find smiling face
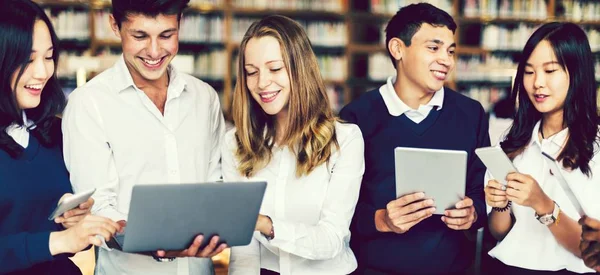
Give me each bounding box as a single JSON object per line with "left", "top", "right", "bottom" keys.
{"left": 110, "top": 13, "right": 179, "bottom": 85}
{"left": 11, "top": 20, "right": 55, "bottom": 110}
{"left": 396, "top": 24, "right": 456, "bottom": 94}
{"left": 243, "top": 36, "right": 291, "bottom": 118}
{"left": 523, "top": 40, "right": 570, "bottom": 117}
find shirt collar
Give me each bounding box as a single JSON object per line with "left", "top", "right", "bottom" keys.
{"left": 379, "top": 76, "right": 444, "bottom": 117}
{"left": 111, "top": 54, "right": 187, "bottom": 97}
{"left": 529, "top": 120, "right": 570, "bottom": 156}
{"left": 5, "top": 112, "right": 35, "bottom": 147}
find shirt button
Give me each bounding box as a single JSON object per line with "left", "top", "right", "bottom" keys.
{"left": 170, "top": 170, "right": 177, "bottom": 175}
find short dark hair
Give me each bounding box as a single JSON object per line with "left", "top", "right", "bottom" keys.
{"left": 0, "top": 0, "right": 65, "bottom": 158}
{"left": 501, "top": 22, "right": 599, "bottom": 176}
{"left": 385, "top": 3, "right": 457, "bottom": 68}
{"left": 111, "top": 0, "right": 190, "bottom": 28}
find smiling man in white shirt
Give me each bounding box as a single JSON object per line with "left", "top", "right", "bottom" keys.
{"left": 61, "top": 0, "right": 226, "bottom": 274}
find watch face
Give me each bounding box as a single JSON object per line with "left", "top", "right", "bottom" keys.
{"left": 539, "top": 215, "right": 555, "bottom": 225}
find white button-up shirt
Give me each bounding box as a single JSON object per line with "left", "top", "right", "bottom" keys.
{"left": 223, "top": 122, "right": 365, "bottom": 275}
{"left": 62, "top": 55, "right": 225, "bottom": 275}
{"left": 379, "top": 76, "right": 444, "bottom": 124}
{"left": 487, "top": 121, "right": 600, "bottom": 273}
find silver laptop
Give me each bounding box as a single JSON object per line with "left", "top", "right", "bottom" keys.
{"left": 108, "top": 181, "right": 266, "bottom": 252}
{"left": 394, "top": 147, "right": 467, "bottom": 215}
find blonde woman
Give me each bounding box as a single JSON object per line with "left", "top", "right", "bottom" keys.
{"left": 222, "top": 15, "right": 365, "bottom": 275}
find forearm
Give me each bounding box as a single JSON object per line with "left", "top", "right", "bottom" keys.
{"left": 548, "top": 211, "right": 583, "bottom": 257}
{"left": 488, "top": 210, "right": 513, "bottom": 241}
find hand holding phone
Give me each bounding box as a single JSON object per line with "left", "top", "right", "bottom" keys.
{"left": 48, "top": 188, "right": 96, "bottom": 221}
{"left": 475, "top": 146, "right": 517, "bottom": 185}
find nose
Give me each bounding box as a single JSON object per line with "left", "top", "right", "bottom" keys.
{"left": 437, "top": 51, "right": 452, "bottom": 67}
{"left": 533, "top": 71, "right": 545, "bottom": 89}
{"left": 146, "top": 38, "right": 160, "bottom": 58}
{"left": 257, "top": 71, "right": 272, "bottom": 90}
{"left": 32, "top": 59, "right": 49, "bottom": 81}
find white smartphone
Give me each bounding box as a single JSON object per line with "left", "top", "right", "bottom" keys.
{"left": 48, "top": 188, "right": 96, "bottom": 221}
{"left": 475, "top": 146, "right": 518, "bottom": 185}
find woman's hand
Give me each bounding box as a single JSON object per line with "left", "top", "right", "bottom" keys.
{"left": 485, "top": 179, "right": 509, "bottom": 208}
{"left": 505, "top": 172, "right": 554, "bottom": 214}
{"left": 54, "top": 193, "right": 94, "bottom": 229}
{"left": 49, "top": 215, "right": 120, "bottom": 255}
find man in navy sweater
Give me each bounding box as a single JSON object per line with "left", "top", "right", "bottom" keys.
{"left": 340, "top": 3, "right": 489, "bottom": 274}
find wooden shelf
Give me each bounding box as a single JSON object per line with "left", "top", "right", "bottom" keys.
{"left": 459, "top": 16, "right": 548, "bottom": 24}
{"left": 348, "top": 12, "right": 392, "bottom": 21}
{"left": 33, "top": 0, "right": 89, "bottom": 8}
{"left": 348, "top": 44, "right": 386, "bottom": 53}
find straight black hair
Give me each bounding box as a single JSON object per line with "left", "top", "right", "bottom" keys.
{"left": 111, "top": 0, "right": 190, "bottom": 28}
{"left": 0, "top": 0, "right": 65, "bottom": 158}
{"left": 501, "top": 22, "right": 599, "bottom": 176}
{"left": 385, "top": 3, "right": 457, "bottom": 68}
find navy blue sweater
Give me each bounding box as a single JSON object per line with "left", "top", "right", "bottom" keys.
{"left": 0, "top": 126, "right": 79, "bottom": 275}
{"left": 340, "top": 88, "right": 489, "bottom": 274}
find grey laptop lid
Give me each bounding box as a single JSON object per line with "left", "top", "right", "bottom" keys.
{"left": 120, "top": 181, "right": 266, "bottom": 253}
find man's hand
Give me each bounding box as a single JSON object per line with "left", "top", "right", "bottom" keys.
{"left": 579, "top": 216, "right": 600, "bottom": 272}
{"left": 155, "top": 235, "right": 227, "bottom": 258}
{"left": 442, "top": 196, "right": 477, "bottom": 230}
{"left": 54, "top": 194, "right": 94, "bottom": 229}
{"left": 375, "top": 192, "right": 435, "bottom": 234}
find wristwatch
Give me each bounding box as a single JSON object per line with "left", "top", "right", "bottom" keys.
{"left": 152, "top": 254, "right": 176, "bottom": 262}
{"left": 535, "top": 201, "right": 560, "bottom": 226}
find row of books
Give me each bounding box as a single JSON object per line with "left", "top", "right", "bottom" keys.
{"left": 371, "top": 0, "right": 453, "bottom": 15}
{"left": 44, "top": 9, "right": 89, "bottom": 40}
{"left": 455, "top": 55, "right": 516, "bottom": 83}
{"left": 180, "top": 15, "right": 225, "bottom": 43}
{"left": 231, "top": 0, "right": 344, "bottom": 12}
{"left": 368, "top": 52, "right": 396, "bottom": 81}
{"left": 231, "top": 19, "right": 347, "bottom": 46}
{"left": 557, "top": 0, "right": 600, "bottom": 22}
{"left": 460, "top": 86, "right": 509, "bottom": 112}
{"left": 463, "top": 0, "right": 548, "bottom": 19}
{"left": 481, "top": 24, "right": 600, "bottom": 52}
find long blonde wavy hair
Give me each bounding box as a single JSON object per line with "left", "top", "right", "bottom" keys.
{"left": 232, "top": 15, "right": 339, "bottom": 178}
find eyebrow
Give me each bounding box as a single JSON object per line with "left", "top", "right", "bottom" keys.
{"left": 525, "top": 61, "right": 560, "bottom": 66}
{"left": 129, "top": 28, "right": 177, "bottom": 35}
{"left": 426, "top": 39, "right": 456, "bottom": 48}
{"left": 31, "top": 46, "right": 54, "bottom": 53}
{"left": 244, "top": 60, "right": 283, "bottom": 67}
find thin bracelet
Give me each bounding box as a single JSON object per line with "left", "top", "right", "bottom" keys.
{"left": 492, "top": 201, "right": 511, "bottom": 212}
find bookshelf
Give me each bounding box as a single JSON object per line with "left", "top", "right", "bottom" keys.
{"left": 35, "top": 0, "right": 600, "bottom": 117}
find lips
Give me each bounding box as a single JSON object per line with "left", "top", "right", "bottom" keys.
{"left": 534, "top": 94, "right": 549, "bottom": 102}
{"left": 24, "top": 83, "right": 43, "bottom": 95}
{"left": 431, "top": 70, "right": 447, "bottom": 80}
{"left": 259, "top": 90, "right": 280, "bottom": 103}
{"left": 139, "top": 56, "right": 166, "bottom": 69}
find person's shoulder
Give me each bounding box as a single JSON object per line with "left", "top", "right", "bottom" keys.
{"left": 179, "top": 73, "right": 221, "bottom": 104}
{"left": 342, "top": 88, "right": 383, "bottom": 113}
{"left": 334, "top": 120, "right": 364, "bottom": 144}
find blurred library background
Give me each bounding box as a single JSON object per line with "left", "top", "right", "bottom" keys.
{"left": 32, "top": 0, "right": 600, "bottom": 274}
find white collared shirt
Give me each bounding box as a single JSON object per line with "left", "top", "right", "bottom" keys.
{"left": 379, "top": 76, "right": 444, "bottom": 124}
{"left": 487, "top": 121, "right": 600, "bottom": 273}
{"left": 223, "top": 122, "right": 365, "bottom": 275}
{"left": 62, "top": 55, "right": 225, "bottom": 275}
{"left": 5, "top": 112, "right": 34, "bottom": 148}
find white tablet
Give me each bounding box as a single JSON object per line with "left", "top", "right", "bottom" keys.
{"left": 113, "top": 181, "right": 266, "bottom": 253}
{"left": 394, "top": 147, "right": 467, "bottom": 215}
{"left": 48, "top": 188, "right": 96, "bottom": 220}
{"left": 475, "top": 146, "right": 518, "bottom": 185}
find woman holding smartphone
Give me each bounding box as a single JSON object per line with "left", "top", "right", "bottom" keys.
{"left": 0, "top": 1, "right": 121, "bottom": 274}
{"left": 484, "top": 22, "right": 600, "bottom": 274}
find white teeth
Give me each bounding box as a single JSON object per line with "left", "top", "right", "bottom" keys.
{"left": 432, "top": 71, "right": 446, "bottom": 78}
{"left": 25, "top": 84, "right": 42, "bottom": 90}
{"left": 260, "top": 91, "right": 279, "bottom": 99}
{"left": 143, "top": 58, "right": 161, "bottom": 65}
